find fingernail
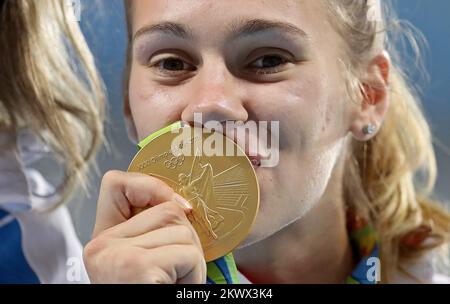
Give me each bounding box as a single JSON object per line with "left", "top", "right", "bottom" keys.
{"left": 173, "top": 193, "right": 193, "bottom": 211}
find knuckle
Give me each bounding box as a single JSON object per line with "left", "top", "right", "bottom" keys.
{"left": 150, "top": 176, "right": 169, "bottom": 189}
{"left": 145, "top": 268, "right": 173, "bottom": 284}
{"left": 183, "top": 245, "right": 205, "bottom": 265}
{"left": 83, "top": 236, "right": 113, "bottom": 274}
{"left": 161, "top": 201, "right": 186, "bottom": 222}
{"left": 96, "top": 226, "right": 117, "bottom": 239}
{"left": 196, "top": 248, "right": 206, "bottom": 264}
{"left": 174, "top": 225, "right": 194, "bottom": 243}
{"left": 83, "top": 235, "right": 108, "bottom": 261}
{"left": 82, "top": 244, "right": 95, "bottom": 267}
{"left": 102, "top": 170, "right": 123, "bottom": 187}
{"left": 144, "top": 177, "right": 173, "bottom": 199}
{"left": 123, "top": 187, "right": 140, "bottom": 206}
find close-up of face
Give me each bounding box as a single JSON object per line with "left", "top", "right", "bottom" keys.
{"left": 2, "top": 0, "right": 450, "bottom": 287}
{"left": 126, "top": 0, "right": 386, "bottom": 247}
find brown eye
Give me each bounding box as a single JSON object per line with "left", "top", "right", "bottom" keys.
{"left": 148, "top": 55, "right": 197, "bottom": 78}
{"left": 150, "top": 56, "right": 196, "bottom": 77}
{"left": 160, "top": 58, "right": 185, "bottom": 71}
{"left": 253, "top": 55, "right": 286, "bottom": 68}
{"left": 247, "top": 54, "right": 290, "bottom": 75}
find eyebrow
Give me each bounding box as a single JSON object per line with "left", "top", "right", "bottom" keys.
{"left": 133, "top": 18, "right": 308, "bottom": 43}
{"left": 228, "top": 18, "right": 308, "bottom": 40}
{"left": 134, "top": 21, "right": 194, "bottom": 42}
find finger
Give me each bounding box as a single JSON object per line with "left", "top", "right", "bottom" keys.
{"left": 130, "top": 193, "right": 192, "bottom": 217}
{"left": 143, "top": 244, "right": 206, "bottom": 284}
{"left": 177, "top": 259, "right": 207, "bottom": 284}
{"left": 93, "top": 171, "right": 182, "bottom": 237}
{"left": 125, "top": 223, "right": 202, "bottom": 250}
{"left": 105, "top": 200, "right": 194, "bottom": 238}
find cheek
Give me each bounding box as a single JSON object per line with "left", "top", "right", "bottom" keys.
{"left": 242, "top": 73, "right": 329, "bottom": 154}
{"left": 279, "top": 73, "right": 332, "bottom": 151}
{"left": 128, "top": 69, "right": 181, "bottom": 139}
{"left": 263, "top": 68, "right": 348, "bottom": 214}
{"left": 277, "top": 71, "right": 347, "bottom": 180}
{"left": 280, "top": 62, "right": 349, "bottom": 154}
{"left": 272, "top": 134, "right": 345, "bottom": 223}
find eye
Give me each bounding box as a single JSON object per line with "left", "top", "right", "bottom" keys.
{"left": 149, "top": 56, "right": 196, "bottom": 76}
{"left": 247, "top": 54, "right": 290, "bottom": 75}
{"left": 160, "top": 58, "right": 185, "bottom": 71}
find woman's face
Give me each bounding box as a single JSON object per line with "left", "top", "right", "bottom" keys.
{"left": 127, "top": 0, "right": 358, "bottom": 246}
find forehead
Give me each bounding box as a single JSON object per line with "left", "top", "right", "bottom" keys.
{"left": 130, "top": 0, "right": 326, "bottom": 37}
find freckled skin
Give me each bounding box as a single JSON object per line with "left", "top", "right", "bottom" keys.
{"left": 127, "top": 0, "right": 361, "bottom": 248}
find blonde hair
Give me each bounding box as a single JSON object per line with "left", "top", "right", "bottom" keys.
{"left": 0, "top": 0, "right": 105, "bottom": 206}
{"left": 322, "top": 0, "right": 450, "bottom": 282}
{"left": 122, "top": 0, "right": 450, "bottom": 282}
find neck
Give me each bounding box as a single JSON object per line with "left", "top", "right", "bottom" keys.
{"left": 234, "top": 152, "right": 354, "bottom": 283}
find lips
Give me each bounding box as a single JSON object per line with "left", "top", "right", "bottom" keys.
{"left": 212, "top": 124, "right": 267, "bottom": 170}
{"left": 246, "top": 151, "right": 262, "bottom": 169}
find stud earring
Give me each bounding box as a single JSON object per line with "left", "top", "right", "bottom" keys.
{"left": 362, "top": 123, "right": 377, "bottom": 135}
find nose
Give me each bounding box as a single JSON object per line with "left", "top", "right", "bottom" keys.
{"left": 181, "top": 62, "right": 248, "bottom": 125}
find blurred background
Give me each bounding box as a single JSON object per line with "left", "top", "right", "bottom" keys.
{"left": 70, "top": 0, "right": 450, "bottom": 244}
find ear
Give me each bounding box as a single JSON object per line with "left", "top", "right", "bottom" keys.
{"left": 349, "top": 51, "right": 391, "bottom": 141}
{"left": 124, "top": 95, "right": 138, "bottom": 144}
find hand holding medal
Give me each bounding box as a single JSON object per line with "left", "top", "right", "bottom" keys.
{"left": 84, "top": 121, "right": 259, "bottom": 283}
{"left": 128, "top": 122, "right": 260, "bottom": 263}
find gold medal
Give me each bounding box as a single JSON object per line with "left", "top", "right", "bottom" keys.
{"left": 128, "top": 123, "right": 259, "bottom": 262}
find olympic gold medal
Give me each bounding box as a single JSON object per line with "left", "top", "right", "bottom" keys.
{"left": 127, "top": 123, "right": 260, "bottom": 262}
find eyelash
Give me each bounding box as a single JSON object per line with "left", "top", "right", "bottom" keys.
{"left": 247, "top": 54, "right": 290, "bottom": 75}
{"left": 149, "top": 57, "right": 196, "bottom": 76}
{"left": 148, "top": 54, "right": 291, "bottom": 77}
